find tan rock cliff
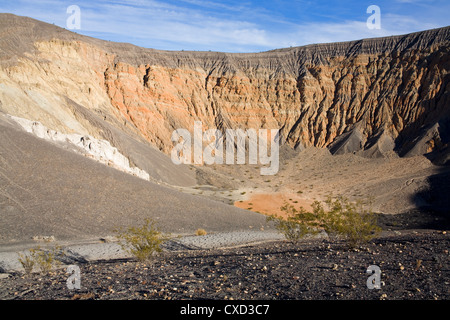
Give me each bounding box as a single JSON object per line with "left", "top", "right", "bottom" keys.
{"left": 1, "top": 13, "right": 449, "bottom": 168}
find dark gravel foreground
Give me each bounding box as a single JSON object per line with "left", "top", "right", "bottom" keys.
{"left": 0, "top": 230, "right": 448, "bottom": 302}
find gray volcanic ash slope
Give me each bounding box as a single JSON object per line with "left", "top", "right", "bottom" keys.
{"left": 0, "top": 115, "right": 269, "bottom": 245}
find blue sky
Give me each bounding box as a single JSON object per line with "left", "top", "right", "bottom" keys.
{"left": 0, "top": 0, "right": 449, "bottom": 52}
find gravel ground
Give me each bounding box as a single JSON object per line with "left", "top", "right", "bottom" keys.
{"left": 0, "top": 229, "right": 448, "bottom": 302}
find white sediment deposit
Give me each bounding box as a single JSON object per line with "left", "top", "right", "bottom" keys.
{"left": 0, "top": 231, "right": 287, "bottom": 273}
{"left": 8, "top": 115, "right": 150, "bottom": 181}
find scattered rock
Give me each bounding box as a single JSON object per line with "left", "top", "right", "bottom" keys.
{"left": 0, "top": 273, "right": 11, "bottom": 280}
{"left": 0, "top": 231, "right": 448, "bottom": 300}
{"left": 32, "top": 235, "right": 55, "bottom": 242}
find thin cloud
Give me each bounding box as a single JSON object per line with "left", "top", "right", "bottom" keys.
{"left": 73, "top": 1, "right": 270, "bottom": 50}
{"left": 267, "top": 11, "right": 445, "bottom": 50}
{"left": 0, "top": 0, "right": 448, "bottom": 52}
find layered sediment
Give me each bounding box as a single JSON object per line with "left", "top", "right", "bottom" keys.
{"left": 0, "top": 13, "right": 449, "bottom": 166}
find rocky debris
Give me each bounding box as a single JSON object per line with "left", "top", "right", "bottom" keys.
{"left": 31, "top": 235, "right": 56, "bottom": 242}
{"left": 173, "top": 231, "right": 285, "bottom": 250}
{"left": 0, "top": 230, "right": 448, "bottom": 300}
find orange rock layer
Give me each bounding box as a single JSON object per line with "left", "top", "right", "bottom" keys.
{"left": 1, "top": 14, "right": 449, "bottom": 161}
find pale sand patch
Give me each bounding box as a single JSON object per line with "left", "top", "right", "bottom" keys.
{"left": 235, "top": 193, "right": 314, "bottom": 218}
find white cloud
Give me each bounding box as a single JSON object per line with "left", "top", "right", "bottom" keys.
{"left": 73, "top": 0, "right": 447, "bottom": 51}
{"left": 266, "top": 12, "right": 444, "bottom": 50}
{"left": 66, "top": 0, "right": 272, "bottom": 51}
{"left": 0, "top": 0, "right": 448, "bottom": 52}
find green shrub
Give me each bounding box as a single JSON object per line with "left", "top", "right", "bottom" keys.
{"left": 18, "top": 245, "right": 64, "bottom": 274}
{"left": 321, "top": 196, "right": 381, "bottom": 247}
{"left": 115, "top": 219, "right": 171, "bottom": 262}
{"left": 267, "top": 204, "right": 322, "bottom": 243}
{"left": 267, "top": 196, "right": 381, "bottom": 248}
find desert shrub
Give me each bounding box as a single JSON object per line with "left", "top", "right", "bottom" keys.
{"left": 18, "top": 245, "right": 64, "bottom": 274}
{"left": 17, "top": 251, "right": 36, "bottom": 274}
{"left": 321, "top": 196, "right": 381, "bottom": 247}
{"left": 115, "top": 219, "right": 171, "bottom": 262}
{"left": 195, "top": 228, "right": 207, "bottom": 236}
{"left": 33, "top": 246, "right": 64, "bottom": 273}
{"left": 267, "top": 196, "right": 381, "bottom": 247}
{"left": 267, "top": 204, "right": 322, "bottom": 243}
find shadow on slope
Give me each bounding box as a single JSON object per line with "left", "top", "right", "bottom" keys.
{"left": 410, "top": 166, "right": 450, "bottom": 230}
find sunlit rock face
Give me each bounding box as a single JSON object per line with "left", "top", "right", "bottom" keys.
{"left": 1, "top": 13, "right": 449, "bottom": 163}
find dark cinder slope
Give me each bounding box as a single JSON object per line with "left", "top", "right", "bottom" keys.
{"left": 0, "top": 115, "right": 269, "bottom": 245}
